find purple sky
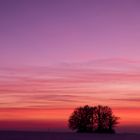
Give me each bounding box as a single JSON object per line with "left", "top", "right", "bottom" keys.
{"left": 1, "top": 0, "right": 140, "bottom": 66}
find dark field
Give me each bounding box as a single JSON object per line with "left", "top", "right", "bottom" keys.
{"left": 0, "top": 131, "right": 140, "bottom": 140}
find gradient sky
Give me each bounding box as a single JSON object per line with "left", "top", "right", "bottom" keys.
{"left": 0, "top": 0, "right": 140, "bottom": 133}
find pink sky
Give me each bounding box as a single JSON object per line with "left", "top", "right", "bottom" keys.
{"left": 0, "top": 0, "right": 140, "bottom": 133}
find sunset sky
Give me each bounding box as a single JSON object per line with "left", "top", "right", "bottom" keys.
{"left": 0, "top": 0, "right": 140, "bottom": 133}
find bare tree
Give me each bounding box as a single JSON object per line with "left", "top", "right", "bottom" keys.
{"left": 94, "top": 105, "right": 119, "bottom": 133}
{"left": 68, "top": 105, "right": 94, "bottom": 133}
{"left": 68, "top": 105, "right": 119, "bottom": 133}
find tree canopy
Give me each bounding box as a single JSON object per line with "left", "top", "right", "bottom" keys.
{"left": 68, "top": 105, "right": 119, "bottom": 133}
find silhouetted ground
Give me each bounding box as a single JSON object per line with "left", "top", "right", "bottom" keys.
{"left": 0, "top": 131, "right": 140, "bottom": 140}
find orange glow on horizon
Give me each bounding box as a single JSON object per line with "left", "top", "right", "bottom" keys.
{"left": 0, "top": 107, "right": 139, "bottom": 131}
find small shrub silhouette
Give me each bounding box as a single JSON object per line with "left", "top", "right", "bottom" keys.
{"left": 68, "top": 105, "right": 119, "bottom": 133}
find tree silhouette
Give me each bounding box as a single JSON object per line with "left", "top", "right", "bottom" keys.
{"left": 94, "top": 105, "right": 119, "bottom": 133}
{"left": 68, "top": 105, "right": 119, "bottom": 133}
{"left": 68, "top": 105, "right": 94, "bottom": 133}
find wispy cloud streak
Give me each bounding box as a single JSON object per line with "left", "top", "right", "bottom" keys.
{"left": 0, "top": 58, "right": 140, "bottom": 109}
